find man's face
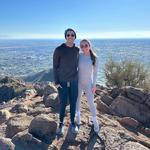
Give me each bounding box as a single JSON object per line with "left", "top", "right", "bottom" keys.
{"left": 66, "top": 31, "right": 75, "bottom": 43}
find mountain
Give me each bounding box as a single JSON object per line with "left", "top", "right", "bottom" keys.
{"left": 22, "top": 69, "right": 54, "bottom": 83}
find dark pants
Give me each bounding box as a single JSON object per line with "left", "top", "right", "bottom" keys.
{"left": 58, "top": 80, "right": 78, "bottom": 124}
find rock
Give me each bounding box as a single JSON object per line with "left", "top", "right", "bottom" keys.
{"left": 96, "top": 97, "right": 111, "bottom": 114}
{"left": 140, "top": 127, "right": 150, "bottom": 137}
{"left": 145, "top": 94, "right": 150, "bottom": 108}
{"left": 0, "top": 109, "right": 11, "bottom": 124}
{"left": 0, "top": 76, "right": 25, "bottom": 85}
{"left": 123, "top": 86, "right": 148, "bottom": 103}
{"left": 110, "top": 96, "right": 150, "bottom": 124}
{"left": 101, "top": 95, "right": 114, "bottom": 106}
{"left": 110, "top": 87, "right": 123, "bottom": 98}
{"left": 122, "top": 141, "right": 149, "bottom": 150}
{"left": 99, "top": 126, "right": 149, "bottom": 150}
{"left": 99, "top": 126, "right": 130, "bottom": 149}
{"left": 144, "top": 128, "right": 150, "bottom": 137}
{"left": 0, "top": 76, "right": 26, "bottom": 102}
{"left": 27, "top": 107, "right": 51, "bottom": 116}
{"left": 117, "top": 117, "right": 139, "bottom": 128}
{"left": 33, "top": 82, "right": 48, "bottom": 96}
{"left": 12, "top": 130, "right": 48, "bottom": 150}
{"left": 43, "top": 93, "right": 59, "bottom": 109}
{"left": 22, "top": 89, "right": 37, "bottom": 99}
{"left": 0, "top": 85, "right": 15, "bottom": 102}
{"left": 95, "top": 86, "right": 109, "bottom": 97}
{"left": 43, "top": 83, "right": 57, "bottom": 96}
{"left": 29, "top": 114, "right": 57, "bottom": 144}
{"left": 10, "top": 103, "right": 28, "bottom": 113}
{"left": 0, "top": 137, "right": 15, "bottom": 150}
{"left": 6, "top": 114, "right": 33, "bottom": 138}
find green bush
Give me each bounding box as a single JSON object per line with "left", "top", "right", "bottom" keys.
{"left": 104, "top": 57, "right": 150, "bottom": 90}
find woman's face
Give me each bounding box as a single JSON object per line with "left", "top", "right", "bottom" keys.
{"left": 80, "top": 41, "right": 90, "bottom": 54}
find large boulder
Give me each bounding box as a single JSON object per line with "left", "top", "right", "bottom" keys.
{"left": 12, "top": 130, "right": 48, "bottom": 150}
{"left": 0, "top": 137, "right": 15, "bottom": 150}
{"left": 110, "top": 96, "right": 150, "bottom": 124}
{"left": 29, "top": 114, "right": 57, "bottom": 144}
{"left": 123, "top": 86, "right": 148, "bottom": 103}
{"left": 0, "top": 109, "right": 11, "bottom": 124}
{"left": 6, "top": 114, "right": 33, "bottom": 138}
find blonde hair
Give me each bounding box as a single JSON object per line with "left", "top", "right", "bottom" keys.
{"left": 80, "top": 39, "right": 97, "bottom": 66}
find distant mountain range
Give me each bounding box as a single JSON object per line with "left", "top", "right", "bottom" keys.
{"left": 22, "top": 69, "right": 54, "bottom": 83}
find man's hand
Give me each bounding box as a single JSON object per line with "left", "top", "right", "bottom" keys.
{"left": 55, "top": 84, "right": 62, "bottom": 89}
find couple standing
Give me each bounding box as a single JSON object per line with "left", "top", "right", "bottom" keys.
{"left": 53, "top": 28, "right": 100, "bottom": 136}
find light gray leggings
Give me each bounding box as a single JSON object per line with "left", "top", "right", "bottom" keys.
{"left": 76, "top": 82, "right": 97, "bottom": 118}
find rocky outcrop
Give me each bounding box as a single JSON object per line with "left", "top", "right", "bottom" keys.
{"left": 0, "top": 79, "right": 150, "bottom": 150}
{"left": 96, "top": 86, "right": 150, "bottom": 126}
{"left": 109, "top": 96, "right": 150, "bottom": 124}
{"left": 0, "top": 76, "right": 36, "bottom": 103}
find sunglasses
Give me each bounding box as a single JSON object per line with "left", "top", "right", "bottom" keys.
{"left": 66, "top": 34, "right": 75, "bottom": 37}
{"left": 80, "top": 44, "right": 88, "bottom": 49}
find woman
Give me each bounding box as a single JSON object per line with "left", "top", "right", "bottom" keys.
{"left": 76, "top": 39, "right": 100, "bottom": 133}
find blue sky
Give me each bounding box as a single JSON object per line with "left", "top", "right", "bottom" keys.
{"left": 0, "top": 0, "right": 150, "bottom": 39}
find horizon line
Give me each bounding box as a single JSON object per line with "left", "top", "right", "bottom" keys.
{"left": 1, "top": 31, "right": 150, "bottom": 40}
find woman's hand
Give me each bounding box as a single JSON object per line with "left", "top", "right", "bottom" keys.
{"left": 91, "top": 86, "right": 96, "bottom": 94}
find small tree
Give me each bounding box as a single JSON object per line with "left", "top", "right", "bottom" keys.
{"left": 104, "top": 57, "right": 150, "bottom": 90}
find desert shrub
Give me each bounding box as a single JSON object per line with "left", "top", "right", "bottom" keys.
{"left": 104, "top": 57, "right": 150, "bottom": 90}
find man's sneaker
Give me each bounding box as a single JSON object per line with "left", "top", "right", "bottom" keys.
{"left": 56, "top": 123, "right": 64, "bottom": 135}
{"left": 70, "top": 123, "right": 79, "bottom": 134}
{"left": 93, "top": 120, "right": 100, "bottom": 134}
{"left": 75, "top": 112, "right": 80, "bottom": 125}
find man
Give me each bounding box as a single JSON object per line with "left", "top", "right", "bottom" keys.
{"left": 53, "top": 28, "right": 79, "bottom": 135}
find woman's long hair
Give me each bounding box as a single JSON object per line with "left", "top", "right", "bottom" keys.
{"left": 80, "top": 39, "right": 97, "bottom": 66}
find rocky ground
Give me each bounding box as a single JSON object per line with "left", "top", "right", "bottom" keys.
{"left": 0, "top": 77, "right": 150, "bottom": 150}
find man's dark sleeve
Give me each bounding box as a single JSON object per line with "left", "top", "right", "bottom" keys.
{"left": 53, "top": 48, "right": 60, "bottom": 84}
